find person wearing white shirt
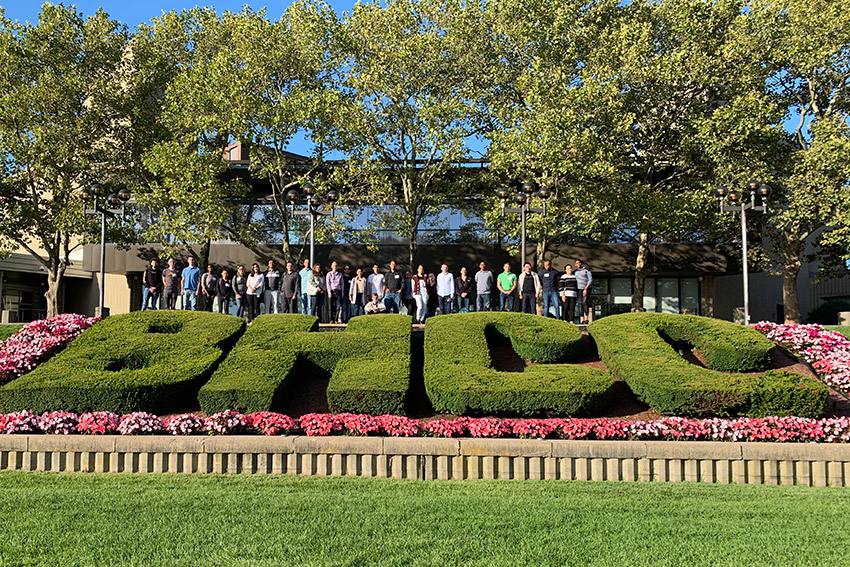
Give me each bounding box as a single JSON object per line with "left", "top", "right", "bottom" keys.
{"left": 367, "top": 264, "right": 385, "bottom": 298}
{"left": 245, "top": 263, "right": 265, "bottom": 324}
{"left": 436, "top": 264, "right": 455, "bottom": 315}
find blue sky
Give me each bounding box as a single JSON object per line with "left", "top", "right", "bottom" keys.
{"left": 0, "top": 1, "right": 358, "bottom": 26}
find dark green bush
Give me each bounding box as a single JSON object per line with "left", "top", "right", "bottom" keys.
{"left": 0, "top": 311, "right": 245, "bottom": 414}
{"left": 199, "top": 314, "right": 411, "bottom": 415}
{"left": 807, "top": 300, "right": 850, "bottom": 325}
{"left": 424, "top": 312, "right": 613, "bottom": 416}
{"left": 588, "top": 313, "right": 828, "bottom": 417}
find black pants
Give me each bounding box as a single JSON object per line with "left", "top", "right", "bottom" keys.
{"left": 521, "top": 294, "right": 536, "bottom": 314}
{"left": 164, "top": 289, "right": 178, "bottom": 310}
{"left": 329, "top": 290, "right": 342, "bottom": 322}
{"left": 562, "top": 296, "right": 577, "bottom": 322}
{"left": 282, "top": 295, "right": 297, "bottom": 313}
{"left": 579, "top": 292, "right": 590, "bottom": 319}
{"left": 203, "top": 292, "right": 216, "bottom": 312}
{"left": 403, "top": 298, "right": 417, "bottom": 320}
{"left": 246, "top": 294, "right": 260, "bottom": 322}
{"left": 217, "top": 295, "right": 230, "bottom": 315}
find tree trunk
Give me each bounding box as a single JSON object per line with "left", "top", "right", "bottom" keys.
{"left": 782, "top": 234, "right": 803, "bottom": 324}
{"left": 408, "top": 231, "right": 417, "bottom": 272}
{"left": 631, "top": 232, "right": 649, "bottom": 312}
{"left": 536, "top": 239, "right": 548, "bottom": 268}
{"left": 280, "top": 206, "right": 291, "bottom": 261}
{"left": 44, "top": 260, "right": 66, "bottom": 318}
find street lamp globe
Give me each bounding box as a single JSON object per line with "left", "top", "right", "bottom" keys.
{"left": 747, "top": 179, "right": 761, "bottom": 192}
{"left": 327, "top": 189, "right": 340, "bottom": 202}
{"left": 727, "top": 189, "right": 741, "bottom": 203}
{"left": 106, "top": 194, "right": 121, "bottom": 208}
{"left": 302, "top": 183, "right": 315, "bottom": 196}
{"left": 286, "top": 189, "right": 300, "bottom": 202}
{"left": 118, "top": 188, "right": 131, "bottom": 202}
{"left": 80, "top": 187, "right": 92, "bottom": 201}
{"left": 759, "top": 184, "right": 772, "bottom": 199}
{"left": 522, "top": 181, "right": 538, "bottom": 195}
{"left": 715, "top": 185, "right": 728, "bottom": 198}
{"left": 538, "top": 186, "right": 551, "bottom": 200}
{"left": 497, "top": 187, "right": 510, "bottom": 201}
{"left": 91, "top": 183, "right": 103, "bottom": 197}
{"left": 514, "top": 192, "right": 527, "bottom": 205}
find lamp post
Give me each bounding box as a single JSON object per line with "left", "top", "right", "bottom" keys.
{"left": 715, "top": 179, "right": 771, "bottom": 325}
{"left": 499, "top": 181, "right": 550, "bottom": 267}
{"left": 82, "top": 183, "right": 131, "bottom": 317}
{"left": 286, "top": 184, "right": 340, "bottom": 267}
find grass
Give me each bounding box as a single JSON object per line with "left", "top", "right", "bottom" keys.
{"left": 0, "top": 324, "right": 23, "bottom": 342}
{"left": 0, "top": 473, "right": 848, "bottom": 566}
{"left": 825, "top": 325, "right": 850, "bottom": 339}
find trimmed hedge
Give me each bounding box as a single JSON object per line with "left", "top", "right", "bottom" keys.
{"left": 588, "top": 313, "right": 828, "bottom": 418}
{"left": 424, "top": 312, "right": 614, "bottom": 416}
{"left": 0, "top": 311, "right": 244, "bottom": 414}
{"left": 0, "top": 324, "right": 24, "bottom": 342}
{"left": 199, "top": 314, "right": 411, "bottom": 415}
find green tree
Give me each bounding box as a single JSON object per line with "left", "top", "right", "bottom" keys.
{"left": 325, "top": 0, "right": 492, "bottom": 269}
{"left": 708, "top": 0, "right": 850, "bottom": 323}
{"left": 137, "top": 3, "right": 345, "bottom": 264}
{"left": 485, "top": 0, "right": 744, "bottom": 310}
{"left": 0, "top": 5, "right": 131, "bottom": 316}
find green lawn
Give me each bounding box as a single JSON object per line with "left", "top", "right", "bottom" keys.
{"left": 0, "top": 473, "right": 848, "bottom": 566}
{"left": 825, "top": 326, "right": 850, "bottom": 339}
{"left": 0, "top": 323, "right": 23, "bottom": 342}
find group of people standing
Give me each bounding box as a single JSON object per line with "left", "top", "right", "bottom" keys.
{"left": 140, "top": 256, "right": 594, "bottom": 324}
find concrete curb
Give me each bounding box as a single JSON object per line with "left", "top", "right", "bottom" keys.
{"left": 0, "top": 435, "right": 848, "bottom": 485}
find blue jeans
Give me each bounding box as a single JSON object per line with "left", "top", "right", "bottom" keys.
{"left": 476, "top": 293, "right": 490, "bottom": 312}
{"left": 350, "top": 303, "right": 364, "bottom": 318}
{"left": 301, "top": 293, "right": 309, "bottom": 315}
{"left": 308, "top": 295, "right": 317, "bottom": 317}
{"left": 500, "top": 292, "right": 514, "bottom": 312}
{"left": 183, "top": 290, "right": 197, "bottom": 311}
{"left": 235, "top": 295, "right": 246, "bottom": 318}
{"left": 341, "top": 296, "right": 351, "bottom": 322}
{"left": 456, "top": 296, "right": 470, "bottom": 311}
{"left": 542, "top": 291, "right": 560, "bottom": 318}
{"left": 384, "top": 292, "right": 400, "bottom": 314}
{"left": 438, "top": 295, "right": 452, "bottom": 315}
{"left": 141, "top": 287, "right": 160, "bottom": 310}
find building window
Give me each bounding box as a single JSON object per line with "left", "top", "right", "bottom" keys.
{"left": 643, "top": 277, "right": 656, "bottom": 312}
{"left": 611, "top": 278, "right": 631, "bottom": 305}
{"left": 657, "top": 278, "right": 680, "bottom": 314}
{"left": 681, "top": 278, "right": 700, "bottom": 315}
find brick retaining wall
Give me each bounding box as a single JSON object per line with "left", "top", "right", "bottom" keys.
{"left": 1, "top": 436, "right": 849, "bottom": 486}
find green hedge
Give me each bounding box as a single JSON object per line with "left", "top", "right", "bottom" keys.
{"left": 199, "top": 314, "right": 411, "bottom": 415}
{"left": 0, "top": 311, "right": 245, "bottom": 414}
{"left": 588, "top": 313, "right": 828, "bottom": 417}
{"left": 0, "top": 324, "right": 24, "bottom": 342}
{"left": 424, "top": 312, "right": 614, "bottom": 416}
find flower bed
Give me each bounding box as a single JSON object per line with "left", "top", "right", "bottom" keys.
{"left": 754, "top": 322, "right": 850, "bottom": 393}
{"left": 0, "top": 314, "right": 99, "bottom": 384}
{"left": 0, "top": 410, "right": 848, "bottom": 443}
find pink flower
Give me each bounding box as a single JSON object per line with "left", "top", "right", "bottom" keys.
{"left": 77, "top": 411, "right": 120, "bottom": 435}
{"left": 247, "top": 412, "right": 298, "bottom": 435}
{"left": 164, "top": 414, "right": 206, "bottom": 435}
{"left": 0, "top": 314, "right": 99, "bottom": 384}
